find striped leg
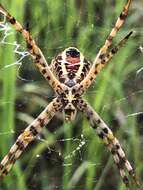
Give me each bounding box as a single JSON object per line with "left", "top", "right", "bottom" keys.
{"left": 0, "top": 4, "right": 67, "bottom": 94}
{"left": 76, "top": 98, "right": 141, "bottom": 189}
{"left": 90, "top": 31, "right": 133, "bottom": 77}
{"left": 0, "top": 97, "right": 63, "bottom": 178}
{"left": 74, "top": 0, "right": 132, "bottom": 94}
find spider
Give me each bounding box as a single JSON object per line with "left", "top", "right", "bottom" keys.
{"left": 0, "top": 1, "right": 141, "bottom": 189}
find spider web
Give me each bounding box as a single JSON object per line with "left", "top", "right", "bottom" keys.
{"left": 0, "top": 13, "right": 30, "bottom": 81}
{"left": 0, "top": 3, "right": 143, "bottom": 190}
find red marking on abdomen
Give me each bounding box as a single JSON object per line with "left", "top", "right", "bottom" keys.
{"left": 66, "top": 56, "right": 80, "bottom": 64}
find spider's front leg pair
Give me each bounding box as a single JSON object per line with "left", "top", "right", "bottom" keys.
{"left": 73, "top": 0, "right": 132, "bottom": 95}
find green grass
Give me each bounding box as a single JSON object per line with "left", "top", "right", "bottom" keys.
{"left": 0, "top": 0, "right": 143, "bottom": 190}
{"left": 0, "top": 1, "right": 26, "bottom": 189}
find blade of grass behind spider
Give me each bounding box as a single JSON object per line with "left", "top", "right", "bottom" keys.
{"left": 0, "top": 0, "right": 26, "bottom": 189}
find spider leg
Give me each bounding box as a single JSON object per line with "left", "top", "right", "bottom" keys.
{"left": 94, "top": 31, "right": 133, "bottom": 76}
{"left": 73, "top": 0, "right": 132, "bottom": 95}
{"left": 0, "top": 97, "right": 63, "bottom": 178}
{"left": 101, "top": 0, "right": 132, "bottom": 50}
{"left": 89, "top": 31, "right": 133, "bottom": 79}
{"left": 0, "top": 4, "right": 67, "bottom": 94}
{"left": 75, "top": 98, "right": 141, "bottom": 189}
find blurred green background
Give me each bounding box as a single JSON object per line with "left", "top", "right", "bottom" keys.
{"left": 0, "top": 0, "right": 143, "bottom": 190}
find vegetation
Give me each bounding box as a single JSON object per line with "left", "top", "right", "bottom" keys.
{"left": 0, "top": 0, "right": 143, "bottom": 190}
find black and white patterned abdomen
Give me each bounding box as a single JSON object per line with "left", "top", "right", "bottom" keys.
{"left": 51, "top": 55, "right": 91, "bottom": 87}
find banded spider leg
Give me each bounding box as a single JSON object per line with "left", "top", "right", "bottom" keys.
{"left": 0, "top": 97, "right": 63, "bottom": 178}
{"left": 0, "top": 3, "right": 67, "bottom": 94}
{"left": 76, "top": 98, "right": 141, "bottom": 190}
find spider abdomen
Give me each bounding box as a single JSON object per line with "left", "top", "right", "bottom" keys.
{"left": 51, "top": 47, "right": 91, "bottom": 87}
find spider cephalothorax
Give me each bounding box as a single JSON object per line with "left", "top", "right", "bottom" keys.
{"left": 0, "top": 1, "right": 142, "bottom": 189}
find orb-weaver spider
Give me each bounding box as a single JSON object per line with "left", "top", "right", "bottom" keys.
{"left": 0, "top": 1, "right": 141, "bottom": 189}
